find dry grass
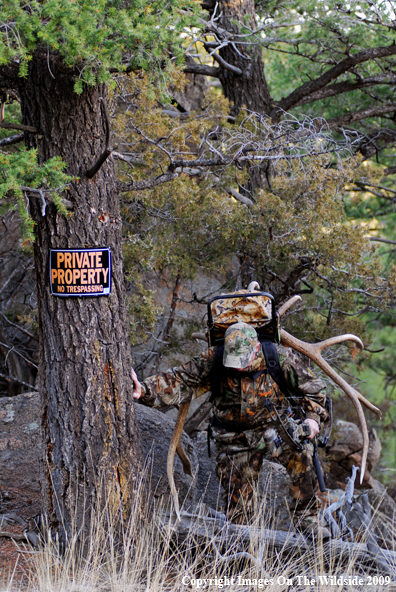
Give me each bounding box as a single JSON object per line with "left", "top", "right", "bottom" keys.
{"left": 1, "top": 480, "right": 396, "bottom": 592}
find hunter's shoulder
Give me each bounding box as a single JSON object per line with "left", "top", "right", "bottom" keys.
{"left": 275, "top": 343, "right": 290, "bottom": 362}
{"left": 276, "top": 343, "right": 309, "bottom": 370}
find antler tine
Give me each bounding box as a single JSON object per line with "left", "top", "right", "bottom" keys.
{"left": 247, "top": 281, "right": 260, "bottom": 291}
{"left": 315, "top": 334, "right": 364, "bottom": 353}
{"left": 281, "top": 328, "right": 370, "bottom": 484}
{"left": 278, "top": 298, "right": 380, "bottom": 417}
{"left": 278, "top": 295, "right": 302, "bottom": 317}
{"left": 167, "top": 401, "right": 190, "bottom": 520}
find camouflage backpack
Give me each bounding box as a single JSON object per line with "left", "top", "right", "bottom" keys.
{"left": 207, "top": 289, "right": 279, "bottom": 346}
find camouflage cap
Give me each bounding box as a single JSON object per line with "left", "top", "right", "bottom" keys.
{"left": 223, "top": 322, "right": 260, "bottom": 369}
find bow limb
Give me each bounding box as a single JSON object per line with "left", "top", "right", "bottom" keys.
{"left": 280, "top": 328, "right": 369, "bottom": 484}
{"left": 167, "top": 401, "right": 191, "bottom": 520}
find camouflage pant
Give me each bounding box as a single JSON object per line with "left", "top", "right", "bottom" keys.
{"left": 214, "top": 428, "right": 318, "bottom": 524}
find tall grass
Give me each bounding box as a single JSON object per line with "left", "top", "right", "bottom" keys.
{"left": 3, "top": 477, "right": 396, "bottom": 592}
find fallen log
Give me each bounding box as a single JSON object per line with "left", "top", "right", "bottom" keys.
{"left": 158, "top": 511, "right": 396, "bottom": 570}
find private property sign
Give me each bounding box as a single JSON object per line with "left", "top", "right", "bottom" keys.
{"left": 50, "top": 248, "right": 111, "bottom": 297}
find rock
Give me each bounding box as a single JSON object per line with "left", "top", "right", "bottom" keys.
{"left": 0, "top": 393, "right": 199, "bottom": 509}
{"left": 356, "top": 489, "right": 396, "bottom": 545}
{"left": 367, "top": 428, "right": 382, "bottom": 472}
{"left": 193, "top": 430, "right": 223, "bottom": 510}
{"left": 258, "top": 459, "right": 294, "bottom": 530}
{"left": 0, "top": 393, "right": 42, "bottom": 493}
{"left": 136, "top": 404, "right": 199, "bottom": 508}
{"left": 326, "top": 420, "right": 363, "bottom": 461}
{"left": 324, "top": 420, "right": 383, "bottom": 490}
{"left": 341, "top": 452, "right": 362, "bottom": 472}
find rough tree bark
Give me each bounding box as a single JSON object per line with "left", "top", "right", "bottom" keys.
{"left": 209, "top": 0, "right": 272, "bottom": 117}
{"left": 204, "top": 0, "right": 273, "bottom": 192}
{"left": 16, "top": 57, "right": 141, "bottom": 538}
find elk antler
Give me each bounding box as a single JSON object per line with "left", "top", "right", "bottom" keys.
{"left": 280, "top": 328, "right": 372, "bottom": 484}
{"left": 278, "top": 296, "right": 381, "bottom": 484}
{"left": 167, "top": 401, "right": 191, "bottom": 520}
{"left": 278, "top": 296, "right": 381, "bottom": 418}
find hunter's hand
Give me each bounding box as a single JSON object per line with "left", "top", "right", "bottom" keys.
{"left": 303, "top": 418, "right": 319, "bottom": 439}
{"left": 132, "top": 368, "right": 142, "bottom": 399}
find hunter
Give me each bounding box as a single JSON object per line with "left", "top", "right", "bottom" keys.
{"left": 132, "top": 313, "right": 330, "bottom": 530}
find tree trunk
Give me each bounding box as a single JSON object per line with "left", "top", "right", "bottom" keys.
{"left": 18, "top": 58, "right": 141, "bottom": 539}
{"left": 213, "top": 0, "right": 272, "bottom": 117}
{"left": 206, "top": 0, "right": 273, "bottom": 192}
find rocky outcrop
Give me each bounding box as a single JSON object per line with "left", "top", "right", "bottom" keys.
{"left": 0, "top": 393, "right": 199, "bottom": 507}
{"left": 136, "top": 404, "right": 198, "bottom": 507}
{"left": 2, "top": 394, "right": 394, "bottom": 529}
{"left": 324, "top": 420, "right": 382, "bottom": 490}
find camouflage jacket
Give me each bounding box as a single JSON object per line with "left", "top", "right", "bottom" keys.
{"left": 140, "top": 344, "right": 328, "bottom": 430}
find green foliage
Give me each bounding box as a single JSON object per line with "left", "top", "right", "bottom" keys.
{"left": 114, "top": 75, "right": 392, "bottom": 370}
{"left": 0, "top": 0, "right": 200, "bottom": 90}
{"left": 0, "top": 149, "right": 72, "bottom": 241}
{"left": 261, "top": 0, "right": 396, "bottom": 128}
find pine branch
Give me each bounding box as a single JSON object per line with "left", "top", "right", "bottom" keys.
{"left": 183, "top": 63, "right": 221, "bottom": 77}
{"left": 276, "top": 44, "right": 396, "bottom": 113}
{"left": 327, "top": 104, "right": 396, "bottom": 128}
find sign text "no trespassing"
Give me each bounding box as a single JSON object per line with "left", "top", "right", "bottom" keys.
{"left": 50, "top": 248, "right": 111, "bottom": 297}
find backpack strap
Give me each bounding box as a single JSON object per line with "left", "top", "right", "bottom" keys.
{"left": 209, "top": 345, "right": 225, "bottom": 404}
{"left": 259, "top": 339, "right": 283, "bottom": 386}
{"left": 259, "top": 338, "right": 302, "bottom": 408}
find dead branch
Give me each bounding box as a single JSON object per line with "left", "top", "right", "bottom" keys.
{"left": 0, "top": 132, "right": 24, "bottom": 147}
{"left": 184, "top": 398, "right": 213, "bottom": 435}
{"left": 159, "top": 510, "right": 396, "bottom": 567}
{"left": 0, "top": 122, "right": 37, "bottom": 133}
{"left": 0, "top": 370, "right": 37, "bottom": 390}
{"left": 327, "top": 104, "right": 396, "bottom": 128}
{"left": 118, "top": 171, "right": 179, "bottom": 192}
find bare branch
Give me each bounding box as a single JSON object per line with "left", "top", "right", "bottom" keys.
{"left": 370, "top": 237, "right": 396, "bottom": 245}
{"left": 208, "top": 52, "right": 243, "bottom": 75}
{"left": 327, "top": 104, "right": 396, "bottom": 129}
{"left": 384, "top": 165, "right": 396, "bottom": 176}
{"left": 0, "top": 310, "right": 38, "bottom": 342}
{"left": 227, "top": 186, "right": 254, "bottom": 207}
{"left": 118, "top": 171, "right": 179, "bottom": 192}
{"left": 0, "top": 132, "right": 24, "bottom": 147}
{"left": 0, "top": 122, "right": 37, "bottom": 133}
{"left": 0, "top": 340, "right": 37, "bottom": 369}
{"left": 0, "top": 371, "right": 37, "bottom": 391}
{"left": 183, "top": 63, "right": 221, "bottom": 77}
{"left": 276, "top": 44, "right": 396, "bottom": 113}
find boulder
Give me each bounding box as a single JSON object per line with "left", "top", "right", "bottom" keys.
{"left": 367, "top": 428, "right": 382, "bottom": 472}
{"left": 324, "top": 420, "right": 382, "bottom": 490}
{"left": 258, "top": 460, "right": 294, "bottom": 530}
{"left": 193, "top": 430, "right": 223, "bottom": 510}
{"left": 136, "top": 404, "right": 199, "bottom": 507}
{"left": 326, "top": 420, "right": 363, "bottom": 461}
{"left": 0, "top": 393, "right": 199, "bottom": 508}
{"left": 0, "top": 393, "right": 42, "bottom": 493}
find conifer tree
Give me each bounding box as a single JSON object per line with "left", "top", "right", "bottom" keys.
{"left": 0, "top": 0, "right": 198, "bottom": 537}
